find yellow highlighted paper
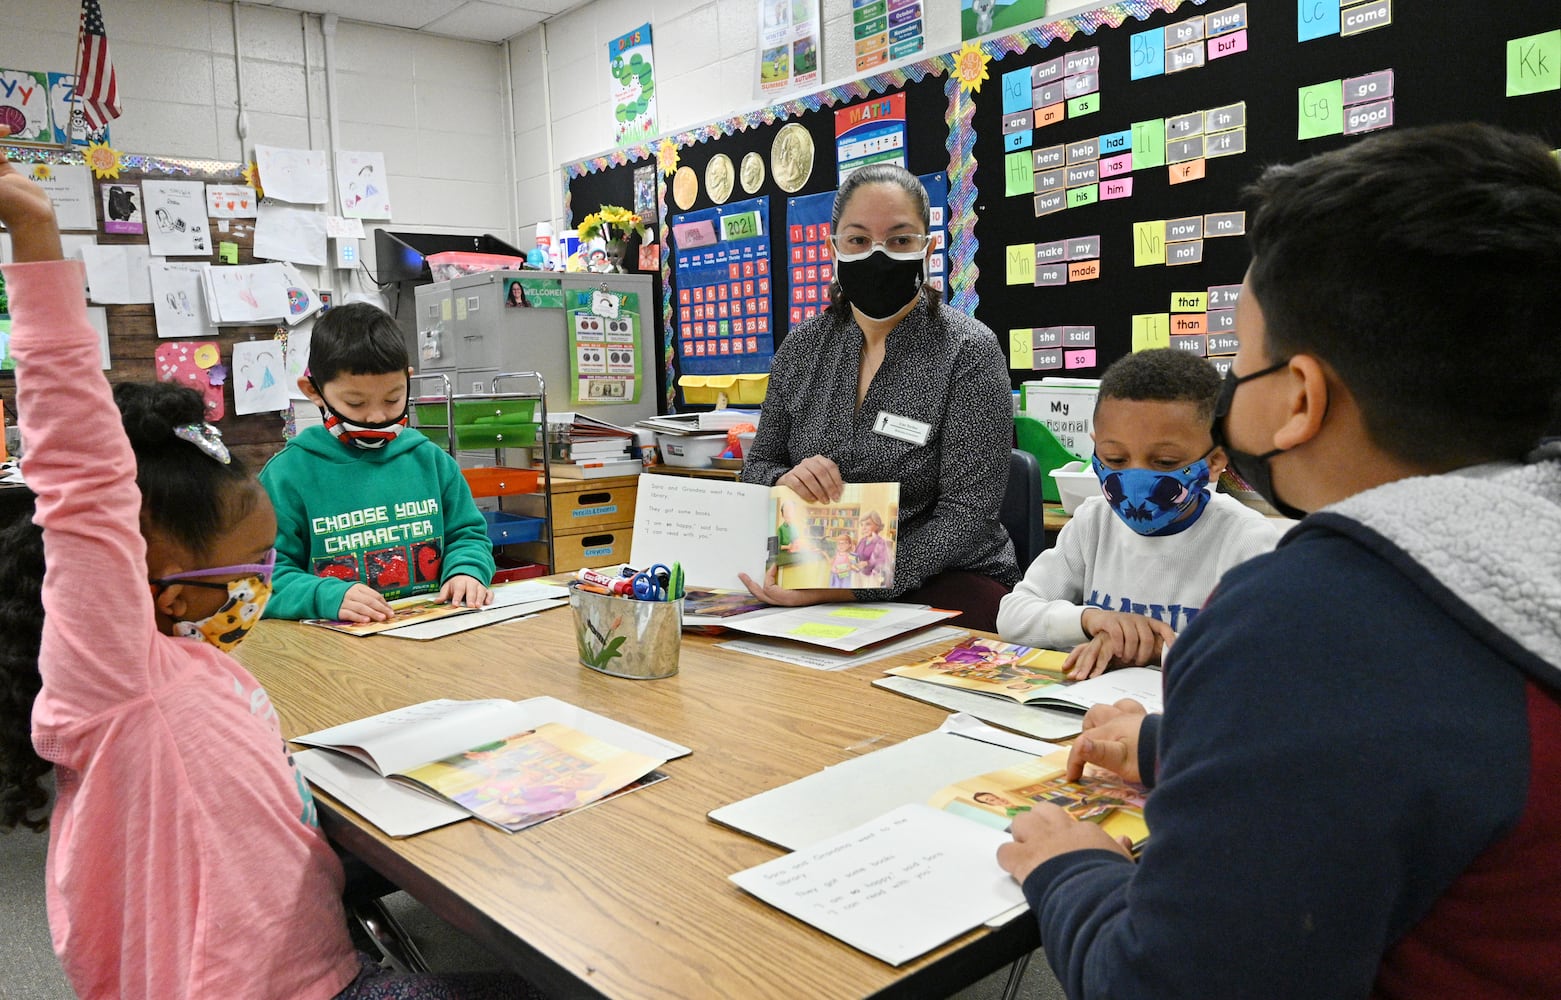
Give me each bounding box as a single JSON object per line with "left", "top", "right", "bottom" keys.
{"left": 1007, "top": 244, "right": 1036, "bottom": 285}
{"left": 1133, "top": 221, "right": 1166, "bottom": 267}
{"left": 829, "top": 607, "right": 891, "bottom": 620}
{"left": 791, "top": 622, "right": 857, "bottom": 639}
{"left": 1132, "top": 314, "right": 1171, "bottom": 352}
{"left": 1009, "top": 328, "right": 1034, "bottom": 369}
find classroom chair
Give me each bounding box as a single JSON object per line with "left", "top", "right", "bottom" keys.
{"left": 1001, "top": 448, "right": 1048, "bottom": 567}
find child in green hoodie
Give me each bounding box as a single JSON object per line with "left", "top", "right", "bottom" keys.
{"left": 260, "top": 303, "right": 494, "bottom": 622}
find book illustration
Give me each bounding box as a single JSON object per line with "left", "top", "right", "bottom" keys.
{"left": 399, "top": 722, "right": 665, "bottom": 832}
{"left": 927, "top": 748, "right": 1149, "bottom": 853}
{"left": 887, "top": 637, "right": 1071, "bottom": 702}
{"left": 681, "top": 588, "right": 769, "bottom": 619}
{"left": 630, "top": 475, "right": 900, "bottom": 592}
{"left": 886, "top": 638, "right": 1166, "bottom": 715}
{"left": 769, "top": 483, "right": 898, "bottom": 590}
{"left": 303, "top": 593, "right": 476, "bottom": 636}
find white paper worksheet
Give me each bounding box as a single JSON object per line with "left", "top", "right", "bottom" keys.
{"left": 729, "top": 803, "right": 1026, "bottom": 966}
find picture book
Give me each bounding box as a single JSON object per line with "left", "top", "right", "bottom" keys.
{"left": 292, "top": 697, "right": 690, "bottom": 836}
{"left": 630, "top": 473, "right": 900, "bottom": 590}
{"left": 301, "top": 581, "right": 568, "bottom": 637}
{"left": 884, "top": 637, "right": 1164, "bottom": 714}
{"left": 721, "top": 719, "right": 1145, "bottom": 965}
{"left": 398, "top": 723, "right": 665, "bottom": 833}
{"left": 928, "top": 747, "right": 1150, "bottom": 854}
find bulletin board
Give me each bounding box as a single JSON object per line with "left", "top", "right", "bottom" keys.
{"left": 0, "top": 144, "right": 297, "bottom": 470}
{"left": 968, "top": 0, "right": 1561, "bottom": 381}
{"left": 561, "top": 0, "right": 1561, "bottom": 405}
{"left": 564, "top": 62, "right": 952, "bottom": 410}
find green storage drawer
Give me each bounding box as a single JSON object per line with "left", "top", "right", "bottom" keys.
{"left": 451, "top": 422, "right": 538, "bottom": 449}
{"left": 413, "top": 397, "right": 536, "bottom": 427}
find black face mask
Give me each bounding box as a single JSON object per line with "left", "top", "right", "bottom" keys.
{"left": 836, "top": 250, "right": 925, "bottom": 321}
{"left": 1212, "top": 359, "right": 1310, "bottom": 520}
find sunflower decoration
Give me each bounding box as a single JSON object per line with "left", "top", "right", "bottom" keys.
{"left": 657, "top": 137, "right": 679, "bottom": 177}
{"left": 955, "top": 41, "right": 991, "bottom": 95}
{"left": 84, "top": 141, "right": 123, "bottom": 180}
{"left": 242, "top": 160, "right": 265, "bottom": 200}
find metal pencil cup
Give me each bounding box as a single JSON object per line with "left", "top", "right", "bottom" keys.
{"left": 570, "top": 587, "right": 683, "bottom": 680}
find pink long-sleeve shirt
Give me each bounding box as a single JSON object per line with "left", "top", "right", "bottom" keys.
{"left": 6, "top": 259, "right": 359, "bottom": 1000}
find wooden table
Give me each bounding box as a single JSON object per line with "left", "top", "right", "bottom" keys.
{"left": 238, "top": 611, "right": 1039, "bottom": 999}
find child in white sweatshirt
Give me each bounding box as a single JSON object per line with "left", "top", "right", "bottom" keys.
{"left": 996, "top": 349, "right": 1281, "bottom": 678}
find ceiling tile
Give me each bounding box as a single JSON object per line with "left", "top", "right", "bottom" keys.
{"left": 421, "top": 2, "right": 548, "bottom": 42}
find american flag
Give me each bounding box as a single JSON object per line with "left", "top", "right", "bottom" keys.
{"left": 74, "top": 0, "right": 121, "bottom": 130}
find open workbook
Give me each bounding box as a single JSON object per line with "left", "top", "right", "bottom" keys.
{"left": 630, "top": 474, "right": 901, "bottom": 590}
{"left": 291, "top": 697, "right": 691, "bottom": 836}
{"left": 884, "top": 636, "right": 1164, "bottom": 713}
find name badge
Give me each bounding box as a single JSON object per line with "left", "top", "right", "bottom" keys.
{"left": 872, "top": 411, "right": 931, "bottom": 446}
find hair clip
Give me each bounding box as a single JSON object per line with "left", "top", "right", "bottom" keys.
{"left": 173, "top": 422, "right": 232, "bottom": 465}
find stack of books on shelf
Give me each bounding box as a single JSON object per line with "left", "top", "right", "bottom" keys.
{"left": 543, "top": 412, "right": 641, "bottom": 479}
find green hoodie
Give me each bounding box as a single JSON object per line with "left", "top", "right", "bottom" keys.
{"left": 259, "top": 426, "right": 495, "bottom": 620}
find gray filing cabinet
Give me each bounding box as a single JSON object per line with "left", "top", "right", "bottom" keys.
{"left": 412, "top": 271, "right": 658, "bottom": 426}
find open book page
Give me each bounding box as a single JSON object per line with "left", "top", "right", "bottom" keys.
{"left": 293, "top": 699, "right": 519, "bottom": 775}
{"left": 729, "top": 803, "right": 1026, "bottom": 967}
{"left": 630, "top": 475, "right": 772, "bottom": 589}
{"left": 885, "top": 637, "right": 1165, "bottom": 712}
{"left": 873, "top": 676, "right": 1087, "bottom": 741}
{"left": 399, "top": 722, "right": 665, "bottom": 833}
{"left": 718, "top": 603, "right": 958, "bottom": 652}
{"left": 710, "top": 719, "right": 1055, "bottom": 851}
{"left": 715, "top": 626, "right": 966, "bottom": 672}
{"left": 292, "top": 748, "right": 470, "bottom": 838}
{"left": 301, "top": 593, "right": 476, "bottom": 636}
{"left": 292, "top": 696, "right": 692, "bottom": 780}
{"left": 927, "top": 747, "right": 1150, "bottom": 852}
{"left": 766, "top": 483, "right": 901, "bottom": 590}
{"left": 301, "top": 582, "right": 569, "bottom": 638}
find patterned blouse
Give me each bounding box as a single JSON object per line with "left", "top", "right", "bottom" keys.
{"left": 742, "top": 295, "right": 1020, "bottom": 599}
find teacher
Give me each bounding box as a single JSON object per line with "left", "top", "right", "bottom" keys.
{"left": 740, "top": 164, "right": 1019, "bottom": 631}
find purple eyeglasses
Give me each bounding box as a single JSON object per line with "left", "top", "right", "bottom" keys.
{"left": 151, "top": 548, "right": 277, "bottom": 591}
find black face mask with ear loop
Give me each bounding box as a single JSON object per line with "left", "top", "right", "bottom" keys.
{"left": 1211, "top": 359, "right": 1310, "bottom": 520}
{"left": 836, "top": 250, "right": 925, "bottom": 322}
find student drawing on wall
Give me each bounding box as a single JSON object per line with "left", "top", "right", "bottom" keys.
{"left": 105, "top": 185, "right": 137, "bottom": 223}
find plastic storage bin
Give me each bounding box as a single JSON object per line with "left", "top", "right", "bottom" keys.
{"left": 677, "top": 373, "right": 770, "bottom": 405}
{"left": 657, "top": 433, "right": 729, "bottom": 468}
{"left": 424, "top": 251, "right": 525, "bottom": 282}
{"left": 1050, "top": 461, "right": 1100, "bottom": 515}
{"left": 1015, "top": 414, "right": 1082, "bottom": 504}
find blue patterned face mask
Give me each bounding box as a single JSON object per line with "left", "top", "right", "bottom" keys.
{"left": 1091, "top": 451, "right": 1213, "bottom": 536}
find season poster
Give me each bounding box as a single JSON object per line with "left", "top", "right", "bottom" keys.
{"left": 758, "top": 0, "right": 822, "bottom": 98}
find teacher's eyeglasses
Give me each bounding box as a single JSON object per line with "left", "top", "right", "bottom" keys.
{"left": 828, "top": 232, "right": 932, "bottom": 261}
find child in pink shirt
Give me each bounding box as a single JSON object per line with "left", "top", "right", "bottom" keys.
{"left": 0, "top": 134, "right": 535, "bottom": 1000}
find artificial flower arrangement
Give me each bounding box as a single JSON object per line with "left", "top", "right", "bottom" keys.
{"left": 577, "top": 205, "right": 648, "bottom": 245}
